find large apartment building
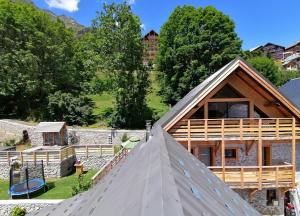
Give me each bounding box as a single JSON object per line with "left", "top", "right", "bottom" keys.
{"left": 142, "top": 30, "right": 159, "bottom": 66}
{"left": 283, "top": 41, "right": 300, "bottom": 71}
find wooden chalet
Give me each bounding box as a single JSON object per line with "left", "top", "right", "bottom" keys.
{"left": 155, "top": 57, "right": 300, "bottom": 211}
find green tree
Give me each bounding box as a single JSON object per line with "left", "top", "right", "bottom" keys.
{"left": 247, "top": 56, "right": 280, "bottom": 85}
{"left": 47, "top": 91, "right": 95, "bottom": 126}
{"left": 91, "top": 2, "right": 151, "bottom": 128}
{"left": 0, "top": 0, "right": 95, "bottom": 124}
{"left": 157, "top": 6, "right": 242, "bottom": 104}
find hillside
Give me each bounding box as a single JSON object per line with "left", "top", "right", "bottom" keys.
{"left": 11, "top": 0, "right": 85, "bottom": 34}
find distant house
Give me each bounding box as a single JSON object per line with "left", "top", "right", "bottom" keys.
{"left": 283, "top": 41, "right": 300, "bottom": 70}
{"left": 280, "top": 77, "right": 300, "bottom": 109}
{"left": 250, "top": 43, "right": 285, "bottom": 61}
{"left": 142, "top": 30, "right": 159, "bottom": 66}
{"left": 35, "top": 122, "right": 67, "bottom": 146}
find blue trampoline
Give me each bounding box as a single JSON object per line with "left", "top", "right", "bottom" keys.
{"left": 9, "top": 160, "right": 46, "bottom": 198}
{"left": 9, "top": 178, "right": 46, "bottom": 196}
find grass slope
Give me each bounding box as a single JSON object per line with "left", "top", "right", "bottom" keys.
{"left": 90, "top": 71, "right": 169, "bottom": 127}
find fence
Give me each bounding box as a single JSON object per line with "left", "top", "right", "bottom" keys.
{"left": 0, "top": 145, "right": 115, "bottom": 165}
{"left": 91, "top": 148, "right": 128, "bottom": 186}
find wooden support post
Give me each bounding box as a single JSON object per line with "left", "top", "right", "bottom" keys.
{"left": 258, "top": 119, "right": 262, "bottom": 190}
{"left": 188, "top": 120, "right": 191, "bottom": 153}
{"left": 240, "top": 119, "right": 243, "bottom": 140}
{"left": 7, "top": 152, "right": 10, "bottom": 166}
{"left": 275, "top": 166, "right": 279, "bottom": 187}
{"left": 241, "top": 167, "right": 244, "bottom": 189}
{"left": 204, "top": 102, "right": 208, "bottom": 119}
{"left": 292, "top": 118, "right": 296, "bottom": 188}
{"left": 276, "top": 118, "right": 280, "bottom": 140}
{"left": 221, "top": 119, "right": 225, "bottom": 181}
{"left": 46, "top": 152, "right": 49, "bottom": 165}
{"left": 33, "top": 152, "right": 36, "bottom": 166}
{"left": 204, "top": 119, "right": 208, "bottom": 141}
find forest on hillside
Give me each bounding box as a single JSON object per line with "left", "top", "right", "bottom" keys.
{"left": 1, "top": 0, "right": 300, "bottom": 129}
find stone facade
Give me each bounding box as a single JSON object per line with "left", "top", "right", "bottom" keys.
{"left": 215, "top": 143, "right": 292, "bottom": 166}
{"left": 0, "top": 200, "right": 61, "bottom": 216}
{"left": 0, "top": 119, "right": 145, "bottom": 146}
{"left": 235, "top": 189, "right": 285, "bottom": 216}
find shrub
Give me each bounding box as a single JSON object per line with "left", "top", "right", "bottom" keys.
{"left": 71, "top": 174, "right": 91, "bottom": 196}
{"left": 10, "top": 207, "right": 26, "bottom": 216}
{"left": 120, "top": 133, "right": 130, "bottom": 143}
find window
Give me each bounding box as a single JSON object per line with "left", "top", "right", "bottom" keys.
{"left": 267, "top": 189, "right": 277, "bottom": 206}
{"left": 208, "top": 102, "right": 249, "bottom": 119}
{"left": 225, "top": 148, "right": 238, "bottom": 159}
{"left": 254, "top": 106, "right": 268, "bottom": 118}
{"left": 190, "top": 106, "right": 204, "bottom": 119}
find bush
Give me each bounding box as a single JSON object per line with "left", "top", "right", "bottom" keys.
{"left": 71, "top": 174, "right": 91, "bottom": 196}
{"left": 10, "top": 207, "right": 26, "bottom": 216}
{"left": 47, "top": 91, "right": 96, "bottom": 126}
{"left": 120, "top": 133, "right": 130, "bottom": 142}
{"left": 2, "top": 138, "right": 16, "bottom": 147}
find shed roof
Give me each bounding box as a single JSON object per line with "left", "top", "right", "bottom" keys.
{"left": 34, "top": 122, "right": 66, "bottom": 133}
{"left": 29, "top": 125, "right": 260, "bottom": 216}
{"left": 155, "top": 56, "right": 300, "bottom": 130}
{"left": 280, "top": 77, "right": 300, "bottom": 109}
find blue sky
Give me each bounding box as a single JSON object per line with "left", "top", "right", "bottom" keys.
{"left": 32, "top": 0, "right": 300, "bottom": 50}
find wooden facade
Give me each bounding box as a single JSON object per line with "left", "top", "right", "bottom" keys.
{"left": 164, "top": 58, "right": 300, "bottom": 191}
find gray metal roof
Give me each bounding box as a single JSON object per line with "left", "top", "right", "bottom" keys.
{"left": 29, "top": 125, "right": 260, "bottom": 216}
{"left": 280, "top": 77, "right": 300, "bottom": 109}
{"left": 34, "top": 122, "right": 66, "bottom": 133}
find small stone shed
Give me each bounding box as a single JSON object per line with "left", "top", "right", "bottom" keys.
{"left": 35, "top": 122, "right": 67, "bottom": 146}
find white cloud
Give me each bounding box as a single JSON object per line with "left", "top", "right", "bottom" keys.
{"left": 128, "top": 0, "right": 135, "bottom": 5}
{"left": 140, "top": 23, "right": 145, "bottom": 30}
{"left": 45, "top": 0, "right": 80, "bottom": 12}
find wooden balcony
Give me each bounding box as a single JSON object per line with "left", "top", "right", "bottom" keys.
{"left": 208, "top": 165, "right": 294, "bottom": 189}
{"left": 169, "top": 118, "right": 300, "bottom": 141}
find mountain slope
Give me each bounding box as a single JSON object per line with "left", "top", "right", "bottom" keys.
{"left": 11, "top": 0, "right": 85, "bottom": 34}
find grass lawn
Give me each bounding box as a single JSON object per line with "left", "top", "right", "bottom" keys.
{"left": 0, "top": 170, "right": 97, "bottom": 200}
{"left": 89, "top": 70, "right": 169, "bottom": 127}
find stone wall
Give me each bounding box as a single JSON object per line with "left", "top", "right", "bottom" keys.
{"left": 0, "top": 200, "right": 61, "bottom": 216}
{"left": 235, "top": 188, "right": 285, "bottom": 216}
{"left": 215, "top": 143, "right": 292, "bottom": 166}
{"left": 0, "top": 119, "right": 145, "bottom": 146}
{"left": 77, "top": 155, "right": 113, "bottom": 170}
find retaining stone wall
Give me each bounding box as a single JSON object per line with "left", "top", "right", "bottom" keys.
{"left": 0, "top": 200, "right": 61, "bottom": 216}
{"left": 0, "top": 119, "right": 145, "bottom": 146}
{"left": 77, "top": 155, "right": 113, "bottom": 170}
{"left": 235, "top": 188, "right": 284, "bottom": 216}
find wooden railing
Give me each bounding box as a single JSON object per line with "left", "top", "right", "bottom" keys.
{"left": 169, "top": 118, "right": 300, "bottom": 141}
{"left": 92, "top": 148, "right": 128, "bottom": 186}
{"left": 209, "top": 165, "right": 294, "bottom": 189}
{"left": 0, "top": 145, "right": 114, "bottom": 165}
